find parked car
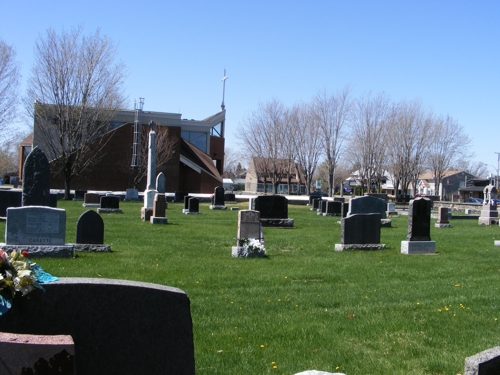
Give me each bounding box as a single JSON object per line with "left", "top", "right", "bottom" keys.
{"left": 464, "top": 198, "right": 483, "bottom": 204}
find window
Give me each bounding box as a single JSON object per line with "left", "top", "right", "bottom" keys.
{"left": 181, "top": 131, "right": 207, "bottom": 153}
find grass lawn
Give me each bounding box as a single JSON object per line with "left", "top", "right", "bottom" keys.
{"left": 1, "top": 200, "right": 500, "bottom": 375}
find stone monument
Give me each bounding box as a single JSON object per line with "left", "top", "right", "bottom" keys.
{"left": 401, "top": 197, "right": 436, "bottom": 254}
{"left": 251, "top": 195, "right": 294, "bottom": 227}
{"left": 478, "top": 185, "right": 499, "bottom": 225}
{"left": 75, "top": 210, "right": 111, "bottom": 252}
{"left": 435, "top": 206, "right": 452, "bottom": 228}
{"left": 209, "top": 186, "right": 227, "bottom": 210}
{"left": 185, "top": 197, "right": 201, "bottom": 215}
{"left": 335, "top": 213, "right": 385, "bottom": 251}
{"left": 142, "top": 121, "right": 157, "bottom": 221}
{"left": 22, "top": 146, "right": 51, "bottom": 207}
{"left": 232, "top": 210, "right": 265, "bottom": 257}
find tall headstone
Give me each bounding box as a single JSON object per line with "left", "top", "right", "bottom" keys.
{"left": 151, "top": 193, "right": 167, "bottom": 224}
{"left": 335, "top": 213, "right": 385, "bottom": 251}
{"left": 143, "top": 121, "right": 157, "bottom": 209}
{"left": 401, "top": 197, "right": 436, "bottom": 254}
{"left": 156, "top": 172, "right": 166, "bottom": 194}
{"left": 478, "top": 185, "right": 499, "bottom": 225}
{"left": 22, "top": 146, "right": 51, "bottom": 207}
{"left": 209, "top": 186, "right": 227, "bottom": 210}
{"left": 232, "top": 210, "right": 264, "bottom": 257}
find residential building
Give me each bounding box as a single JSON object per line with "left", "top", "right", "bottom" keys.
{"left": 245, "top": 157, "right": 306, "bottom": 194}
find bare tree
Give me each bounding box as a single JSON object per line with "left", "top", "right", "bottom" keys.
{"left": 24, "top": 27, "right": 127, "bottom": 199}
{"left": 0, "top": 39, "right": 21, "bottom": 139}
{"left": 128, "top": 124, "right": 178, "bottom": 188}
{"left": 288, "top": 102, "right": 322, "bottom": 195}
{"left": 237, "top": 99, "right": 289, "bottom": 193}
{"left": 312, "top": 87, "right": 352, "bottom": 197}
{"left": 456, "top": 160, "right": 489, "bottom": 178}
{"left": 349, "top": 92, "right": 390, "bottom": 194}
{"left": 426, "top": 114, "right": 472, "bottom": 199}
{"left": 385, "top": 99, "right": 432, "bottom": 197}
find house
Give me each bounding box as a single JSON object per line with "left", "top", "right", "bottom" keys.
{"left": 21, "top": 105, "right": 226, "bottom": 194}
{"left": 417, "top": 170, "right": 476, "bottom": 201}
{"left": 244, "top": 157, "right": 306, "bottom": 194}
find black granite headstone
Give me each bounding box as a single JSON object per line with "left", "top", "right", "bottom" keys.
{"left": 22, "top": 146, "right": 51, "bottom": 207}
{"left": 326, "top": 201, "right": 342, "bottom": 216}
{"left": 407, "top": 197, "right": 432, "bottom": 241}
{"left": 224, "top": 193, "right": 236, "bottom": 202}
{"left": 184, "top": 195, "right": 191, "bottom": 210}
{"left": 252, "top": 195, "right": 288, "bottom": 219}
{"left": 319, "top": 200, "right": 327, "bottom": 214}
{"left": 174, "top": 191, "right": 188, "bottom": 203}
{"left": 0, "top": 190, "right": 22, "bottom": 216}
{"left": 100, "top": 196, "right": 119, "bottom": 209}
{"left": 312, "top": 198, "right": 321, "bottom": 210}
{"left": 341, "top": 213, "right": 381, "bottom": 244}
{"left": 188, "top": 197, "right": 199, "bottom": 213}
{"left": 342, "top": 202, "right": 349, "bottom": 217}
{"left": 76, "top": 210, "right": 104, "bottom": 244}
{"left": 213, "top": 186, "right": 225, "bottom": 206}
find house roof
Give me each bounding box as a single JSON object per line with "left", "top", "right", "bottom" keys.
{"left": 418, "top": 170, "right": 470, "bottom": 179}
{"left": 180, "top": 139, "right": 221, "bottom": 180}
{"left": 20, "top": 133, "right": 33, "bottom": 146}
{"left": 250, "top": 157, "right": 306, "bottom": 184}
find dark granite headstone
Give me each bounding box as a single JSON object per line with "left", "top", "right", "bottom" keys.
{"left": 100, "top": 196, "right": 119, "bottom": 209}
{"left": 252, "top": 195, "right": 288, "bottom": 219}
{"left": 464, "top": 346, "right": 500, "bottom": 375}
{"left": 153, "top": 193, "right": 166, "bottom": 218}
{"left": 22, "top": 146, "right": 51, "bottom": 207}
{"left": 341, "top": 213, "right": 381, "bottom": 244}
{"left": 327, "top": 201, "right": 342, "bottom": 216}
{"left": 188, "top": 197, "right": 199, "bottom": 213}
{"left": 84, "top": 193, "right": 101, "bottom": 205}
{"left": 347, "top": 195, "right": 387, "bottom": 219}
{"left": 74, "top": 190, "right": 87, "bottom": 201}
{"left": 213, "top": 186, "right": 225, "bottom": 206}
{"left": 407, "top": 197, "right": 432, "bottom": 241}
{"left": 76, "top": 210, "right": 104, "bottom": 244}
{"left": 224, "top": 193, "right": 236, "bottom": 202}
{"left": 174, "top": 191, "right": 188, "bottom": 203}
{"left": 184, "top": 195, "right": 191, "bottom": 210}
{"left": 334, "top": 197, "right": 345, "bottom": 203}
{"left": 0, "top": 190, "right": 22, "bottom": 216}
{"left": 0, "top": 278, "right": 195, "bottom": 375}
{"left": 437, "top": 207, "right": 449, "bottom": 224}
{"left": 312, "top": 198, "right": 321, "bottom": 210}
{"left": 342, "top": 202, "right": 349, "bottom": 217}
{"left": 318, "top": 200, "right": 327, "bottom": 215}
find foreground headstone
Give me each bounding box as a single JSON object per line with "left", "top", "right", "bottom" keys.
{"left": 210, "top": 186, "right": 227, "bottom": 210}
{"left": 335, "top": 213, "right": 385, "bottom": 251}
{"left": 75, "top": 210, "right": 110, "bottom": 252}
{"left": 1, "top": 206, "right": 73, "bottom": 257}
{"left": 0, "top": 278, "right": 195, "bottom": 375}
{"left": 22, "top": 146, "right": 51, "bottom": 207}
{"left": 251, "top": 195, "right": 294, "bottom": 227}
{"left": 0, "top": 332, "right": 75, "bottom": 375}
{"left": 464, "top": 346, "right": 500, "bottom": 375}
{"left": 401, "top": 197, "right": 436, "bottom": 254}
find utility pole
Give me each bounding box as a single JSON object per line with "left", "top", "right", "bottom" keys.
{"left": 495, "top": 152, "right": 500, "bottom": 190}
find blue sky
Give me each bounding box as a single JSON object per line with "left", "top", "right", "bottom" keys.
{"left": 1, "top": 0, "right": 499, "bottom": 173}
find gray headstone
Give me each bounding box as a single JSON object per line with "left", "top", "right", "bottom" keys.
{"left": 252, "top": 195, "right": 288, "bottom": 219}
{"left": 125, "top": 188, "right": 139, "bottom": 201}
{"left": 237, "top": 210, "right": 261, "bottom": 240}
{"left": 347, "top": 195, "right": 387, "bottom": 219}
{"left": 84, "top": 193, "right": 101, "bottom": 204}
{"left": 5, "top": 206, "right": 66, "bottom": 245}
{"left": 341, "top": 213, "right": 381, "bottom": 245}
{"left": 437, "top": 207, "right": 449, "bottom": 224}
{"left": 0, "top": 190, "right": 22, "bottom": 216}
{"left": 464, "top": 346, "right": 500, "bottom": 375}
{"left": 407, "top": 197, "right": 432, "bottom": 241}
{"left": 76, "top": 210, "right": 104, "bottom": 244}
{"left": 0, "top": 278, "right": 195, "bottom": 375}
{"left": 156, "top": 172, "right": 166, "bottom": 194}
{"left": 22, "top": 146, "right": 51, "bottom": 207}
{"left": 188, "top": 197, "right": 199, "bottom": 213}
{"left": 213, "top": 186, "right": 225, "bottom": 206}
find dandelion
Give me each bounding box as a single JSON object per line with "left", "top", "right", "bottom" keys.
{"left": 336, "top": 366, "right": 340, "bottom": 370}
{"left": 438, "top": 309, "right": 442, "bottom": 313}
{"left": 284, "top": 276, "right": 288, "bottom": 279}
{"left": 260, "top": 344, "right": 265, "bottom": 348}
{"left": 454, "top": 283, "right": 461, "bottom": 287}
{"left": 273, "top": 365, "right": 278, "bottom": 369}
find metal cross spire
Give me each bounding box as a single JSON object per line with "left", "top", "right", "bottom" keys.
{"left": 221, "top": 69, "right": 228, "bottom": 110}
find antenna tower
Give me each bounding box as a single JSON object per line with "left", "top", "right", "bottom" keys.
{"left": 131, "top": 98, "right": 144, "bottom": 168}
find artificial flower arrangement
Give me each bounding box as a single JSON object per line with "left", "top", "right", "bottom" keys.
{"left": 0, "top": 249, "right": 58, "bottom": 315}
{"left": 235, "top": 238, "right": 266, "bottom": 257}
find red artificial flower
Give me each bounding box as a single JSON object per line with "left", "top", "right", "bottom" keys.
{"left": 21, "top": 250, "right": 29, "bottom": 257}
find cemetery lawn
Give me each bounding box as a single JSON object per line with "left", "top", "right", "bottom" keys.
{"left": 2, "top": 201, "right": 500, "bottom": 375}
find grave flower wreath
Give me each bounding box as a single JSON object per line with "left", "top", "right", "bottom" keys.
{"left": 235, "top": 238, "right": 266, "bottom": 257}
{"left": 0, "top": 249, "right": 58, "bottom": 315}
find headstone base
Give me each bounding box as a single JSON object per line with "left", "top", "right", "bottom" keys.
{"left": 184, "top": 212, "right": 202, "bottom": 215}
{"left": 0, "top": 244, "right": 74, "bottom": 258}
{"left": 381, "top": 219, "right": 392, "bottom": 227}
{"left": 387, "top": 211, "right": 398, "bottom": 216}
{"left": 182, "top": 208, "right": 189, "bottom": 213}
{"left": 401, "top": 240, "right": 436, "bottom": 254}
{"left": 97, "top": 208, "right": 123, "bottom": 214}
{"left": 231, "top": 246, "right": 265, "bottom": 258}
{"left": 73, "top": 244, "right": 111, "bottom": 252}
{"left": 260, "top": 218, "right": 294, "bottom": 227}
{"left": 479, "top": 217, "right": 499, "bottom": 225}
{"left": 322, "top": 213, "right": 335, "bottom": 216}
{"left": 494, "top": 240, "right": 500, "bottom": 247}
{"left": 0, "top": 332, "right": 75, "bottom": 375}
{"left": 435, "top": 223, "right": 452, "bottom": 228}
{"left": 334, "top": 243, "right": 386, "bottom": 251}
{"left": 464, "top": 346, "right": 500, "bottom": 375}
{"left": 141, "top": 207, "right": 153, "bottom": 222}
{"left": 150, "top": 216, "right": 168, "bottom": 224}
{"left": 82, "top": 203, "right": 100, "bottom": 207}
{"left": 230, "top": 207, "right": 240, "bottom": 211}
{"left": 209, "top": 205, "right": 227, "bottom": 210}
